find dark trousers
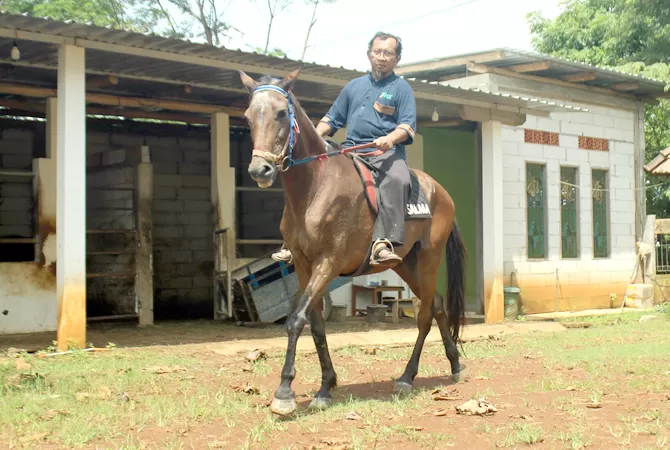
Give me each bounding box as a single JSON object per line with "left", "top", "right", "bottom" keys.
{"left": 359, "top": 149, "right": 410, "bottom": 247}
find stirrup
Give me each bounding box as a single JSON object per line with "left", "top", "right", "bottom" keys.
{"left": 370, "top": 239, "right": 402, "bottom": 266}
{"left": 271, "top": 246, "right": 293, "bottom": 263}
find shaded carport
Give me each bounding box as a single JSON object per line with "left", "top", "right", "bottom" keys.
{"left": 0, "top": 12, "right": 585, "bottom": 348}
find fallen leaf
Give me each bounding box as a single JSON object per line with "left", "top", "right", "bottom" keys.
{"left": 586, "top": 403, "right": 602, "bottom": 409}
{"left": 474, "top": 375, "right": 489, "bottom": 381}
{"left": 15, "top": 357, "right": 31, "bottom": 371}
{"left": 321, "top": 437, "right": 350, "bottom": 446}
{"left": 408, "top": 426, "right": 424, "bottom": 431}
{"left": 432, "top": 388, "right": 463, "bottom": 401}
{"left": 39, "top": 409, "right": 70, "bottom": 420}
{"left": 19, "top": 432, "right": 48, "bottom": 443}
{"left": 433, "top": 409, "right": 448, "bottom": 416}
{"left": 144, "top": 366, "right": 187, "bottom": 374}
{"left": 118, "top": 392, "right": 131, "bottom": 403}
{"left": 509, "top": 413, "right": 532, "bottom": 420}
{"left": 231, "top": 383, "right": 259, "bottom": 395}
{"left": 245, "top": 349, "right": 266, "bottom": 362}
{"left": 455, "top": 398, "right": 498, "bottom": 416}
{"left": 345, "top": 411, "right": 362, "bottom": 421}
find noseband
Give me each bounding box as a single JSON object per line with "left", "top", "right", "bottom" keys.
{"left": 250, "top": 84, "right": 300, "bottom": 172}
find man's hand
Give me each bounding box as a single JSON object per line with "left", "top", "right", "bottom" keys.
{"left": 373, "top": 135, "right": 394, "bottom": 151}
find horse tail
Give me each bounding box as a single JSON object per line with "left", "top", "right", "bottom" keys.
{"left": 445, "top": 219, "right": 467, "bottom": 343}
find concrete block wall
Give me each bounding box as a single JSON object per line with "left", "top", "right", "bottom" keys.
{"left": 500, "top": 100, "right": 637, "bottom": 313}
{"left": 86, "top": 130, "right": 138, "bottom": 317}
{"left": 0, "top": 128, "right": 35, "bottom": 242}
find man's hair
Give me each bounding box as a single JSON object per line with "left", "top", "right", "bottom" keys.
{"left": 368, "top": 31, "right": 402, "bottom": 58}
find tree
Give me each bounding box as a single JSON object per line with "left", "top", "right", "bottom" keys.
{"left": 262, "top": 0, "right": 292, "bottom": 54}
{"left": 151, "top": 0, "right": 240, "bottom": 46}
{"left": 527, "top": 0, "right": 670, "bottom": 216}
{"left": 300, "top": 0, "right": 336, "bottom": 61}
{"left": 0, "top": 0, "right": 161, "bottom": 33}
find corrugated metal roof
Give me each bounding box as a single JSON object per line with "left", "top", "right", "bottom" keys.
{"left": 0, "top": 13, "right": 588, "bottom": 116}
{"left": 397, "top": 47, "right": 668, "bottom": 97}
{"left": 644, "top": 148, "right": 670, "bottom": 175}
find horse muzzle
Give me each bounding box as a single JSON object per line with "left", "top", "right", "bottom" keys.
{"left": 248, "top": 157, "right": 277, "bottom": 188}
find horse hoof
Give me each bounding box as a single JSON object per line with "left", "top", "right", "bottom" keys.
{"left": 452, "top": 364, "right": 468, "bottom": 383}
{"left": 394, "top": 381, "right": 413, "bottom": 394}
{"left": 270, "top": 397, "right": 297, "bottom": 416}
{"left": 308, "top": 397, "right": 333, "bottom": 410}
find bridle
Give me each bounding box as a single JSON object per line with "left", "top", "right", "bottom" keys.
{"left": 250, "top": 84, "right": 300, "bottom": 172}
{"left": 249, "top": 84, "right": 384, "bottom": 171}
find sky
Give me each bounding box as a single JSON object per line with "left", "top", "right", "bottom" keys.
{"left": 204, "top": 0, "right": 566, "bottom": 71}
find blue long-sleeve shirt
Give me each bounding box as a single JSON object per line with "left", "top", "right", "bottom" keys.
{"left": 320, "top": 72, "right": 417, "bottom": 160}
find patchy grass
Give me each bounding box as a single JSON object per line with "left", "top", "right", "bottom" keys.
{"left": 1, "top": 304, "right": 669, "bottom": 448}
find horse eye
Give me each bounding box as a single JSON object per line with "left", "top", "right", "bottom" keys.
{"left": 277, "top": 110, "right": 288, "bottom": 119}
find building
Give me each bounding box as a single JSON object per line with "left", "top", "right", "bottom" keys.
{"left": 0, "top": 15, "right": 666, "bottom": 343}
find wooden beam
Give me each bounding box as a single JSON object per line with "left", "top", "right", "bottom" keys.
{"left": 560, "top": 72, "right": 597, "bottom": 83}
{"left": 86, "top": 74, "right": 119, "bottom": 88}
{"left": 611, "top": 82, "right": 640, "bottom": 91}
{"left": 418, "top": 119, "right": 465, "bottom": 128}
{"left": 438, "top": 73, "right": 469, "bottom": 82}
{"left": 396, "top": 51, "right": 506, "bottom": 75}
{"left": 509, "top": 62, "right": 550, "bottom": 73}
{"left": 466, "top": 62, "right": 491, "bottom": 74}
{"left": 0, "top": 82, "right": 245, "bottom": 116}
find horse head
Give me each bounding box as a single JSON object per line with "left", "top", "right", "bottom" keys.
{"left": 239, "top": 68, "right": 302, "bottom": 188}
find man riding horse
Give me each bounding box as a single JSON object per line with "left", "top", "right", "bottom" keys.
{"left": 271, "top": 31, "right": 416, "bottom": 269}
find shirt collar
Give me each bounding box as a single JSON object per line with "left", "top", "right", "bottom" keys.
{"left": 368, "top": 71, "right": 398, "bottom": 85}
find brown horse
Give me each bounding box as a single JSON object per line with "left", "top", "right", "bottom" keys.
{"left": 238, "top": 68, "right": 467, "bottom": 416}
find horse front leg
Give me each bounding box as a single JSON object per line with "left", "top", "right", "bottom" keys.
{"left": 307, "top": 296, "right": 337, "bottom": 410}
{"left": 270, "top": 258, "right": 337, "bottom": 416}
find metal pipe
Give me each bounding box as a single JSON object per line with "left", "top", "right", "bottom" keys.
{"left": 236, "top": 239, "right": 283, "bottom": 245}
{"left": 0, "top": 170, "right": 34, "bottom": 177}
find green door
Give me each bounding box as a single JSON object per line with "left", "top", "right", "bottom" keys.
{"left": 421, "top": 128, "right": 478, "bottom": 311}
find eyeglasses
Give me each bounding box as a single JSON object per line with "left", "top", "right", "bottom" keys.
{"left": 369, "top": 49, "right": 396, "bottom": 58}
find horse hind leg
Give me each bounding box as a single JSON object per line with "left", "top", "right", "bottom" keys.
{"left": 392, "top": 248, "right": 439, "bottom": 394}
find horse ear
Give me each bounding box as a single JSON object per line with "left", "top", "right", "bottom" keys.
{"left": 280, "top": 67, "right": 301, "bottom": 91}
{"left": 238, "top": 70, "right": 258, "bottom": 93}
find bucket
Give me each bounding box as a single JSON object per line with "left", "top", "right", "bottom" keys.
{"left": 329, "top": 304, "right": 347, "bottom": 322}
{"left": 366, "top": 304, "right": 389, "bottom": 323}
{"left": 503, "top": 286, "right": 521, "bottom": 321}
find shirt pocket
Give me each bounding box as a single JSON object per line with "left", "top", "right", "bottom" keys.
{"left": 373, "top": 100, "right": 396, "bottom": 117}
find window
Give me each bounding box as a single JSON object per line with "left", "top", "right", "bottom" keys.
{"left": 526, "top": 163, "right": 546, "bottom": 259}
{"left": 560, "top": 167, "right": 579, "bottom": 258}
{"left": 592, "top": 169, "right": 609, "bottom": 258}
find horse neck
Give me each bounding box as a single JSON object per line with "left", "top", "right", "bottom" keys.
{"left": 279, "top": 93, "right": 334, "bottom": 213}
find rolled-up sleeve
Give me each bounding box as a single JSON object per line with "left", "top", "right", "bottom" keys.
{"left": 394, "top": 82, "right": 417, "bottom": 145}
{"left": 320, "top": 81, "right": 351, "bottom": 136}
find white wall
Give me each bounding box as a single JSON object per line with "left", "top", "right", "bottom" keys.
{"left": 500, "top": 99, "right": 637, "bottom": 312}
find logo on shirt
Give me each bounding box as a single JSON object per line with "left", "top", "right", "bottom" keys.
{"left": 379, "top": 92, "right": 393, "bottom": 100}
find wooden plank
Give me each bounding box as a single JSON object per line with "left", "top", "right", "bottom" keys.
{"left": 611, "top": 82, "right": 640, "bottom": 91}
{"left": 466, "top": 62, "right": 491, "bottom": 74}
{"left": 509, "top": 62, "right": 550, "bottom": 73}
{"left": 396, "top": 51, "right": 506, "bottom": 75}
{"left": 561, "top": 72, "right": 597, "bottom": 83}
{"left": 655, "top": 218, "right": 670, "bottom": 235}
{"left": 135, "top": 162, "right": 154, "bottom": 326}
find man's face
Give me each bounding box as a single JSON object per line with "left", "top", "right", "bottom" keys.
{"left": 367, "top": 37, "right": 400, "bottom": 76}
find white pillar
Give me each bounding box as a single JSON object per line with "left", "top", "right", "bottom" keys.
{"left": 46, "top": 97, "right": 58, "bottom": 159}
{"left": 211, "top": 112, "right": 236, "bottom": 319}
{"left": 480, "top": 121, "right": 504, "bottom": 323}
{"left": 56, "top": 44, "right": 87, "bottom": 350}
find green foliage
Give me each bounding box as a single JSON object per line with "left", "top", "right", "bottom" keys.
{"left": 527, "top": 0, "right": 670, "bottom": 217}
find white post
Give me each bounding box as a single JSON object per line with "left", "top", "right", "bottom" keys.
{"left": 46, "top": 97, "right": 58, "bottom": 160}
{"left": 480, "top": 121, "right": 505, "bottom": 323}
{"left": 56, "top": 44, "right": 87, "bottom": 351}
{"left": 211, "top": 112, "right": 235, "bottom": 319}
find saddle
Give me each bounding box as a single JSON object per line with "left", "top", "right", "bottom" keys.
{"left": 326, "top": 140, "right": 432, "bottom": 277}
{"left": 346, "top": 152, "right": 432, "bottom": 221}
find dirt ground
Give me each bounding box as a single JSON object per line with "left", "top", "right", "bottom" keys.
{"left": 1, "top": 309, "right": 669, "bottom": 449}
